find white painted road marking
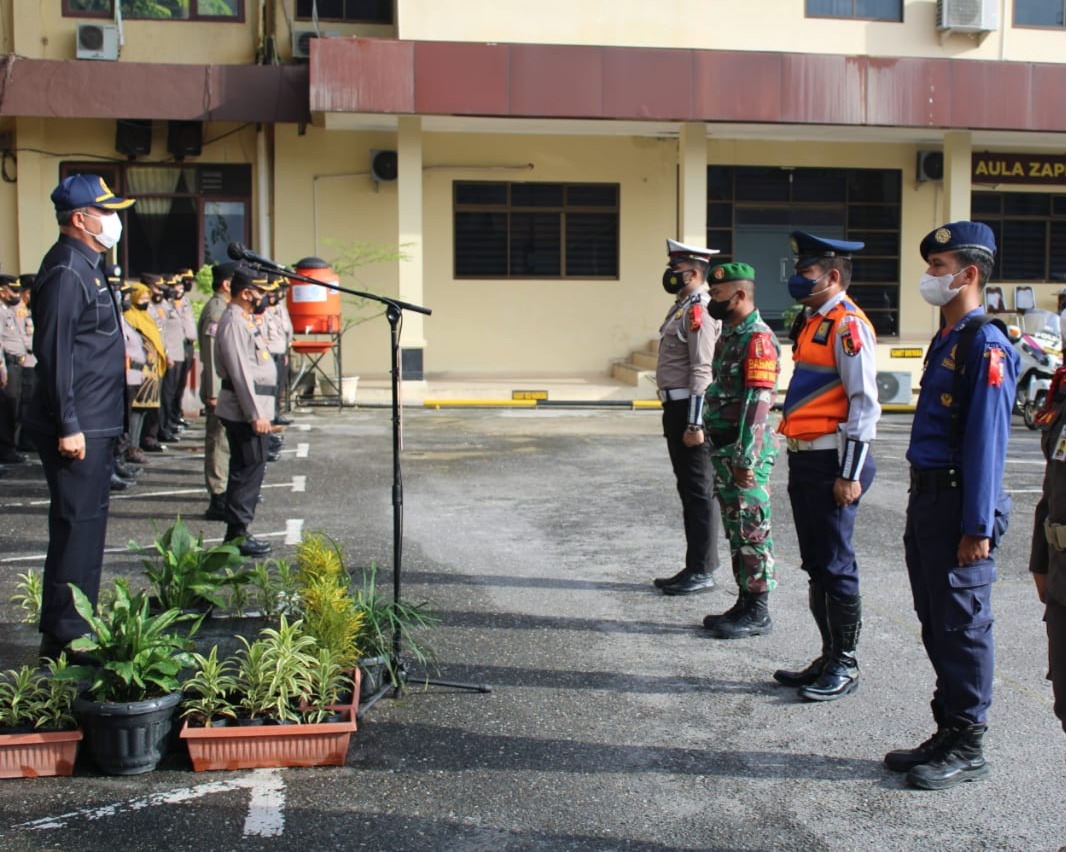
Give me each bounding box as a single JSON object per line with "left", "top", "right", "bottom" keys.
{"left": 5, "top": 477, "right": 304, "bottom": 509}
{"left": 296, "top": 442, "right": 310, "bottom": 458}
{"left": 284, "top": 519, "right": 304, "bottom": 545}
{"left": 18, "top": 769, "right": 286, "bottom": 838}
{"left": 292, "top": 475, "right": 306, "bottom": 492}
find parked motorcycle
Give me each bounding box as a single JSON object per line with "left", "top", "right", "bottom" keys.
{"left": 1004, "top": 308, "right": 1063, "bottom": 430}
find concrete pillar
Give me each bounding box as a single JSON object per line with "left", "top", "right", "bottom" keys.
{"left": 942, "top": 131, "right": 973, "bottom": 223}
{"left": 396, "top": 116, "right": 425, "bottom": 379}
{"left": 15, "top": 118, "right": 46, "bottom": 274}
{"left": 678, "top": 123, "right": 707, "bottom": 247}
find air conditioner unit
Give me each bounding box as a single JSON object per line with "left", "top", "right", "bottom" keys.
{"left": 370, "top": 150, "right": 399, "bottom": 183}
{"left": 291, "top": 29, "right": 340, "bottom": 60}
{"left": 936, "top": 0, "right": 999, "bottom": 33}
{"left": 76, "top": 23, "right": 120, "bottom": 61}
{"left": 916, "top": 151, "right": 944, "bottom": 183}
{"left": 876, "top": 371, "right": 913, "bottom": 406}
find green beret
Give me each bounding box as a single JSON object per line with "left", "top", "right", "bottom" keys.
{"left": 709, "top": 262, "right": 756, "bottom": 284}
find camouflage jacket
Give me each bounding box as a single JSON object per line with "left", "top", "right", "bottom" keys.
{"left": 703, "top": 308, "right": 781, "bottom": 468}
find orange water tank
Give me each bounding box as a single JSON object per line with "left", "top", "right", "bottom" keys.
{"left": 288, "top": 257, "right": 342, "bottom": 334}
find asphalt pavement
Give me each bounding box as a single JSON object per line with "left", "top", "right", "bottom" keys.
{"left": 0, "top": 404, "right": 1063, "bottom": 851}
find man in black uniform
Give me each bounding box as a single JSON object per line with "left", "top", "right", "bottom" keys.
{"left": 23, "top": 174, "right": 133, "bottom": 659}
{"left": 215, "top": 266, "right": 277, "bottom": 558}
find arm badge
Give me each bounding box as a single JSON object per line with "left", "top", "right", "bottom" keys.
{"left": 839, "top": 316, "right": 862, "bottom": 357}
{"left": 986, "top": 346, "right": 1004, "bottom": 387}
{"left": 689, "top": 303, "right": 703, "bottom": 332}
{"left": 744, "top": 332, "right": 778, "bottom": 388}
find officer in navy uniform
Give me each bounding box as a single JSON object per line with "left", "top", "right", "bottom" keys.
{"left": 214, "top": 266, "right": 276, "bottom": 558}
{"left": 773, "top": 233, "right": 880, "bottom": 700}
{"left": 23, "top": 174, "right": 133, "bottom": 660}
{"left": 885, "top": 221, "right": 1018, "bottom": 790}
{"left": 652, "top": 238, "right": 723, "bottom": 596}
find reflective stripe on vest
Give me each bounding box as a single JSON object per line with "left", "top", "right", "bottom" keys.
{"left": 780, "top": 299, "right": 873, "bottom": 440}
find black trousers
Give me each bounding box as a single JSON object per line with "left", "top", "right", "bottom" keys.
{"left": 1047, "top": 597, "right": 1066, "bottom": 737}
{"left": 0, "top": 359, "right": 22, "bottom": 453}
{"left": 662, "top": 400, "right": 721, "bottom": 575}
{"left": 221, "top": 417, "right": 269, "bottom": 538}
{"left": 160, "top": 362, "right": 182, "bottom": 431}
{"left": 31, "top": 433, "right": 115, "bottom": 644}
{"left": 16, "top": 363, "right": 37, "bottom": 450}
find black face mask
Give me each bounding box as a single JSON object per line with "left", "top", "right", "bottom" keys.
{"left": 120, "top": 295, "right": 132, "bottom": 312}
{"left": 133, "top": 302, "right": 150, "bottom": 311}
{"left": 3, "top": 295, "right": 19, "bottom": 307}
{"left": 253, "top": 295, "right": 270, "bottom": 315}
{"left": 151, "top": 293, "right": 164, "bottom": 303}
{"left": 662, "top": 268, "right": 687, "bottom": 295}
{"left": 705, "top": 293, "right": 735, "bottom": 322}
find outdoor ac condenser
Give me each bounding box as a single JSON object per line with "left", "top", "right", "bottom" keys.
{"left": 292, "top": 30, "right": 340, "bottom": 60}
{"left": 876, "top": 371, "right": 913, "bottom": 406}
{"left": 76, "top": 23, "right": 120, "bottom": 61}
{"left": 937, "top": 0, "right": 999, "bottom": 32}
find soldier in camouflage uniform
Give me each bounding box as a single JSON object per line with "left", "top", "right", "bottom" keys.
{"left": 699, "top": 262, "right": 781, "bottom": 639}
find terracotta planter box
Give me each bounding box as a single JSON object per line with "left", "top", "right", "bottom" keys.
{"left": 180, "top": 670, "right": 360, "bottom": 772}
{"left": 0, "top": 728, "right": 83, "bottom": 779}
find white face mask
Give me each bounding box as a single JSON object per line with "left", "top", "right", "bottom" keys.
{"left": 918, "top": 269, "right": 965, "bottom": 307}
{"left": 80, "top": 211, "right": 123, "bottom": 250}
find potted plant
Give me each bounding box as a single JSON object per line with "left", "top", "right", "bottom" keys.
{"left": 57, "top": 580, "right": 199, "bottom": 775}
{"left": 0, "top": 657, "right": 82, "bottom": 779}
{"left": 181, "top": 646, "right": 238, "bottom": 729}
{"left": 132, "top": 517, "right": 252, "bottom": 613}
{"left": 9, "top": 569, "right": 42, "bottom": 625}
{"left": 303, "top": 648, "right": 356, "bottom": 724}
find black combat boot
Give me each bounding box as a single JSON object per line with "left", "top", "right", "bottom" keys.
{"left": 884, "top": 701, "right": 949, "bottom": 772}
{"left": 906, "top": 722, "right": 988, "bottom": 790}
{"left": 798, "top": 593, "right": 861, "bottom": 701}
{"left": 703, "top": 590, "right": 746, "bottom": 630}
{"left": 709, "top": 591, "right": 771, "bottom": 639}
{"left": 774, "top": 580, "right": 830, "bottom": 687}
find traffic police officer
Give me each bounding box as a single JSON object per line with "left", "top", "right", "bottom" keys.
{"left": 652, "top": 239, "right": 723, "bottom": 596}
{"left": 774, "top": 232, "right": 880, "bottom": 702}
{"left": 886, "top": 222, "right": 1018, "bottom": 790}
{"left": 16, "top": 274, "right": 38, "bottom": 453}
{"left": 139, "top": 273, "right": 170, "bottom": 452}
{"left": 215, "top": 266, "right": 276, "bottom": 558}
{"left": 1030, "top": 363, "right": 1066, "bottom": 746}
{"left": 700, "top": 262, "right": 781, "bottom": 639}
{"left": 264, "top": 274, "right": 294, "bottom": 425}
{"left": 24, "top": 174, "right": 133, "bottom": 659}
{"left": 159, "top": 275, "right": 189, "bottom": 440}
{"left": 0, "top": 274, "right": 28, "bottom": 464}
{"left": 199, "top": 262, "right": 235, "bottom": 521}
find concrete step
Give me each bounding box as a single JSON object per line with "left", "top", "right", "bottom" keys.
{"left": 631, "top": 350, "right": 658, "bottom": 371}
{"left": 611, "top": 361, "right": 645, "bottom": 386}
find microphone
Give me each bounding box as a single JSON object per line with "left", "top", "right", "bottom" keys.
{"left": 227, "top": 242, "right": 286, "bottom": 271}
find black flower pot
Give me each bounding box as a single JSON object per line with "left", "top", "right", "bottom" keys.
{"left": 358, "top": 656, "right": 389, "bottom": 699}
{"left": 74, "top": 691, "right": 182, "bottom": 776}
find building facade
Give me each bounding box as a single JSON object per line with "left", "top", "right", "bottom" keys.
{"left": 2, "top": 0, "right": 1066, "bottom": 391}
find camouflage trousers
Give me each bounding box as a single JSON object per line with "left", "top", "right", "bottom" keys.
{"left": 710, "top": 451, "right": 777, "bottom": 594}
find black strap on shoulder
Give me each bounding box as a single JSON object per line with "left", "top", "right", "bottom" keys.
{"left": 946, "top": 314, "right": 1007, "bottom": 455}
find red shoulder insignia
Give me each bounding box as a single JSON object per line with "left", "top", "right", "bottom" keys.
{"left": 689, "top": 303, "right": 703, "bottom": 332}
{"left": 839, "top": 316, "right": 862, "bottom": 357}
{"left": 986, "top": 347, "right": 1004, "bottom": 387}
{"left": 745, "top": 332, "right": 778, "bottom": 388}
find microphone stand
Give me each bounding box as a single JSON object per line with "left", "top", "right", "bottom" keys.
{"left": 238, "top": 255, "right": 491, "bottom": 718}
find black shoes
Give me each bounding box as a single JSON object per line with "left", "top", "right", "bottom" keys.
{"left": 114, "top": 461, "right": 142, "bottom": 479}
{"left": 141, "top": 441, "right": 165, "bottom": 453}
{"left": 274, "top": 415, "right": 292, "bottom": 426}
{"left": 773, "top": 657, "right": 826, "bottom": 687}
{"left": 158, "top": 430, "right": 180, "bottom": 443}
{"left": 703, "top": 591, "right": 746, "bottom": 630}
{"left": 266, "top": 451, "right": 281, "bottom": 463}
{"left": 0, "top": 450, "right": 28, "bottom": 464}
{"left": 227, "top": 532, "right": 272, "bottom": 557}
{"left": 653, "top": 568, "right": 690, "bottom": 589}
{"left": 109, "top": 472, "right": 133, "bottom": 491}
{"left": 203, "top": 494, "right": 227, "bottom": 521}
{"left": 660, "top": 572, "right": 716, "bottom": 596}
{"left": 707, "top": 591, "right": 772, "bottom": 639}
{"left": 885, "top": 702, "right": 949, "bottom": 773}
{"left": 904, "top": 723, "right": 989, "bottom": 790}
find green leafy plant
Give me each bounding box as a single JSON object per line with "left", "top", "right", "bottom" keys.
{"left": 295, "top": 533, "right": 346, "bottom": 587}
{"left": 246, "top": 558, "right": 300, "bottom": 619}
{"left": 298, "top": 573, "right": 364, "bottom": 670}
{"left": 10, "top": 569, "right": 42, "bottom": 625}
{"left": 57, "top": 580, "right": 199, "bottom": 703}
{"left": 181, "top": 646, "right": 237, "bottom": 728}
{"left": 132, "top": 517, "right": 252, "bottom": 611}
{"left": 303, "top": 648, "right": 353, "bottom": 724}
{"left": 232, "top": 617, "right": 317, "bottom": 723}
{"left": 233, "top": 635, "right": 276, "bottom": 721}
{"left": 0, "top": 657, "right": 79, "bottom": 731}
{"left": 354, "top": 564, "right": 439, "bottom": 687}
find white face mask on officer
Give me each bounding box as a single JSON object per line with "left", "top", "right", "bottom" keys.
{"left": 80, "top": 211, "right": 123, "bottom": 250}
{"left": 918, "top": 269, "right": 966, "bottom": 307}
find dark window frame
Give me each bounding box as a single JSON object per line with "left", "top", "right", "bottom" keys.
{"left": 1013, "top": 0, "right": 1066, "bottom": 28}
{"left": 59, "top": 162, "right": 252, "bottom": 275}
{"left": 62, "top": 0, "right": 244, "bottom": 21}
{"left": 453, "top": 181, "right": 620, "bottom": 281}
{"left": 804, "top": 0, "right": 903, "bottom": 22}
{"left": 294, "top": 0, "right": 394, "bottom": 24}
{"left": 972, "top": 189, "right": 1066, "bottom": 282}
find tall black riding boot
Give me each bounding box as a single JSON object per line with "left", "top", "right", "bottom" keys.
{"left": 773, "top": 579, "right": 830, "bottom": 686}
{"left": 798, "top": 593, "right": 861, "bottom": 701}
{"left": 906, "top": 721, "right": 989, "bottom": 790}
{"left": 710, "top": 591, "right": 771, "bottom": 639}
{"left": 884, "top": 701, "right": 949, "bottom": 772}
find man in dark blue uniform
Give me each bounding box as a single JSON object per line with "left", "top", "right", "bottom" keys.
{"left": 885, "top": 221, "right": 1018, "bottom": 790}
{"left": 23, "top": 174, "right": 134, "bottom": 660}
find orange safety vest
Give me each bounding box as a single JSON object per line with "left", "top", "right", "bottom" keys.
{"left": 780, "top": 298, "right": 874, "bottom": 440}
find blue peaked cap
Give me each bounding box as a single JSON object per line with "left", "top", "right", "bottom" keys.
{"left": 789, "top": 231, "right": 865, "bottom": 269}
{"left": 920, "top": 221, "right": 996, "bottom": 262}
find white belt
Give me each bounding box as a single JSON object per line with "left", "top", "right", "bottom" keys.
{"left": 786, "top": 434, "right": 839, "bottom": 452}
{"left": 657, "top": 388, "right": 690, "bottom": 402}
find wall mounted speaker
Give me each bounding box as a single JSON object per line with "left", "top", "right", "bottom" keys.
{"left": 167, "top": 121, "right": 203, "bottom": 161}
{"left": 115, "top": 119, "right": 152, "bottom": 159}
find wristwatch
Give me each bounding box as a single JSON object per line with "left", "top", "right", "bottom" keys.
{"left": 685, "top": 424, "right": 703, "bottom": 433}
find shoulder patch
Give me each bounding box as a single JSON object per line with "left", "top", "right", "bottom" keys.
{"left": 689, "top": 303, "right": 703, "bottom": 332}
{"left": 745, "top": 332, "right": 778, "bottom": 388}
{"left": 986, "top": 346, "right": 1004, "bottom": 387}
{"left": 839, "top": 315, "right": 862, "bottom": 357}
{"left": 206, "top": 321, "right": 219, "bottom": 338}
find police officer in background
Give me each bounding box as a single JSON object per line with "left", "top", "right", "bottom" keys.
{"left": 700, "top": 262, "right": 781, "bottom": 639}
{"left": 0, "top": 274, "right": 29, "bottom": 465}
{"left": 23, "top": 174, "right": 133, "bottom": 660}
{"left": 774, "top": 232, "right": 880, "bottom": 702}
{"left": 264, "top": 273, "right": 293, "bottom": 426}
{"left": 139, "top": 273, "right": 170, "bottom": 453}
{"left": 159, "top": 275, "right": 188, "bottom": 442}
{"left": 199, "top": 262, "right": 235, "bottom": 521}
{"left": 215, "top": 266, "right": 276, "bottom": 558}
{"left": 652, "top": 239, "right": 723, "bottom": 596}
{"left": 1030, "top": 362, "right": 1066, "bottom": 750}
{"left": 886, "top": 222, "right": 1018, "bottom": 790}
{"left": 16, "top": 274, "right": 38, "bottom": 453}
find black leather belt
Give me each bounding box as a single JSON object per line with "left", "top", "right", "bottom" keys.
{"left": 4, "top": 354, "right": 25, "bottom": 365}
{"left": 910, "top": 467, "right": 960, "bottom": 492}
{"left": 708, "top": 428, "right": 739, "bottom": 447}
{"left": 221, "top": 379, "right": 276, "bottom": 396}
